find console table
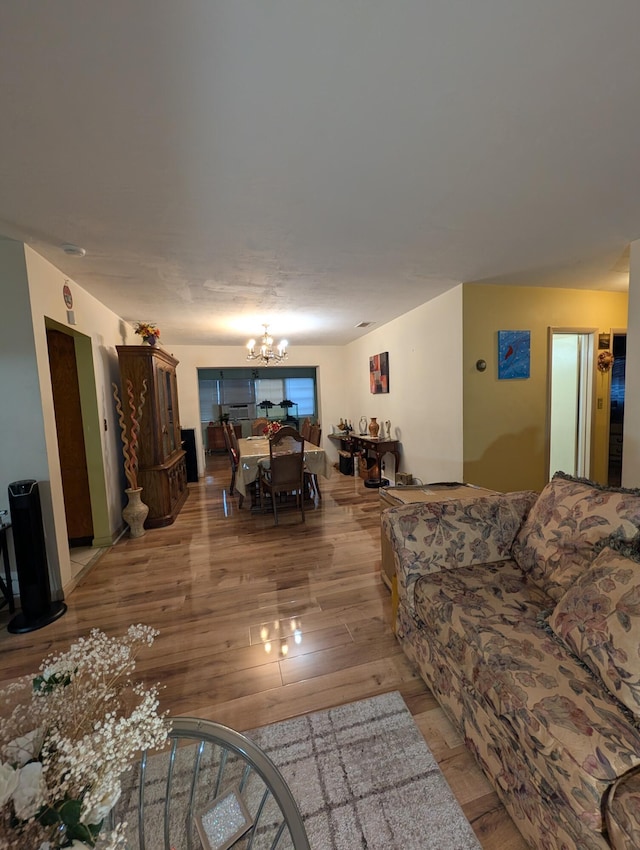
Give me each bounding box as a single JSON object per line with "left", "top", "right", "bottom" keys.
{"left": 329, "top": 433, "right": 401, "bottom": 487}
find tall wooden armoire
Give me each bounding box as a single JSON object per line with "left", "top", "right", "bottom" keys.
{"left": 116, "top": 346, "right": 188, "bottom": 527}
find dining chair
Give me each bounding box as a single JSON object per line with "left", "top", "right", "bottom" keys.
{"left": 259, "top": 426, "right": 305, "bottom": 525}
{"left": 300, "top": 417, "right": 311, "bottom": 441}
{"left": 221, "top": 421, "right": 238, "bottom": 495}
{"left": 308, "top": 423, "right": 321, "bottom": 446}
{"left": 305, "top": 424, "right": 322, "bottom": 500}
{"left": 111, "top": 716, "right": 311, "bottom": 850}
{"left": 252, "top": 417, "right": 269, "bottom": 436}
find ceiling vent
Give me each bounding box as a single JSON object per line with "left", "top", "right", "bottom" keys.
{"left": 355, "top": 321, "right": 374, "bottom": 328}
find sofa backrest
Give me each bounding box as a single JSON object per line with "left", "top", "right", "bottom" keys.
{"left": 382, "top": 491, "right": 538, "bottom": 614}
{"left": 512, "top": 473, "right": 640, "bottom": 601}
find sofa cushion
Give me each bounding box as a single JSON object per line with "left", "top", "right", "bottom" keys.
{"left": 413, "top": 561, "right": 640, "bottom": 832}
{"left": 606, "top": 768, "right": 640, "bottom": 850}
{"left": 548, "top": 539, "right": 640, "bottom": 718}
{"left": 511, "top": 473, "right": 640, "bottom": 601}
{"left": 383, "top": 491, "right": 538, "bottom": 615}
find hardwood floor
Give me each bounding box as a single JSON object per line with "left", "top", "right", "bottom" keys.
{"left": 0, "top": 455, "right": 527, "bottom": 850}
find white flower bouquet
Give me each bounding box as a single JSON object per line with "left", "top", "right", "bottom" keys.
{"left": 0, "top": 625, "right": 168, "bottom": 849}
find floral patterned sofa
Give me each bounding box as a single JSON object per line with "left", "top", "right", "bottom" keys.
{"left": 381, "top": 473, "right": 640, "bottom": 850}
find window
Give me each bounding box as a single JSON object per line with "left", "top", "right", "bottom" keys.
{"left": 199, "top": 379, "right": 220, "bottom": 422}
{"left": 285, "top": 378, "right": 315, "bottom": 417}
{"left": 197, "top": 368, "right": 317, "bottom": 422}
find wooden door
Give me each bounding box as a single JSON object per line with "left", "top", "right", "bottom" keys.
{"left": 47, "top": 329, "right": 93, "bottom": 544}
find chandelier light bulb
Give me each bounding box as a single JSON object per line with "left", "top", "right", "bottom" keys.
{"left": 245, "top": 324, "right": 289, "bottom": 366}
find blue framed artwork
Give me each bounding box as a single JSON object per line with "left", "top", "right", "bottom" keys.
{"left": 498, "top": 330, "right": 530, "bottom": 380}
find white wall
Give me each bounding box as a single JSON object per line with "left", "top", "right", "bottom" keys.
{"left": 623, "top": 239, "right": 640, "bottom": 488}
{"left": 0, "top": 241, "right": 50, "bottom": 502}
{"left": 168, "top": 344, "right": 349, "bottom": 475}
{"left": 170, "top": 287, "right": 463, "bottom": 485}
{"left": 344, "top": 287, "right": 464, "bottom": 484}
{"left": 4, "top": 245, "right": 135, "bottom": 592}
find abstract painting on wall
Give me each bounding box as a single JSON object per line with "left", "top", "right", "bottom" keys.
{"left": 498, "top": 330, "right": 531, "bottom": 380}
{"left": 370, "top": 351, "right": 389, "bottom": 394}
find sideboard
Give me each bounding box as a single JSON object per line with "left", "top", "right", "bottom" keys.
{"left": 328, "top": 433, "right": 401, "bottom": 486}
{"left": 207, "top": 422, "right": 243, "bottom": 453}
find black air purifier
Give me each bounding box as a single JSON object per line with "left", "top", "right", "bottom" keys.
{"left": 7, "top": 480, "right": 66, "bottom": 634}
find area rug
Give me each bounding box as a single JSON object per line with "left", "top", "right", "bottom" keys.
{"left": 247, "top": 690, "right": 480, "bottom": 850}
{"left": 115, "top": 691, "right": 481, "bottom": 850}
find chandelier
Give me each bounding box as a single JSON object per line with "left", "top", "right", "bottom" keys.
{"left": 246, "top": 325, "right": 288, "bottom": 365}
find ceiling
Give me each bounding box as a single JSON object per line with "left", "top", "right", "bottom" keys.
{"left": 1, "top": 1, "right": 640, "bottom": 346}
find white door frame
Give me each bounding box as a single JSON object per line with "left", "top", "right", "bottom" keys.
{"left": 546, "top": 327, "right": 597, "bottom": 481}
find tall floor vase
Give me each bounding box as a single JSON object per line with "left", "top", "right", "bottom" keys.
{"left": 122, "top": 487, "right": 149, "bottom": 538}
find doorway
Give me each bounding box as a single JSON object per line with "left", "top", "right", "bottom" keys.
{"left": 607, "top": 332, "right": 627, "bottom": 486}
{"left": 46, "top": 328, "right": 94, "bottom": 546}
{"left": 548, "top": 329, "right": 596, "bottom": 480}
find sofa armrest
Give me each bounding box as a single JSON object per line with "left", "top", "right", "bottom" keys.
{"left": 381, "top": 491, "right": 538, "bottom": 615}
{"left": 607, "top": 767, "right": 640, "bottom": 850}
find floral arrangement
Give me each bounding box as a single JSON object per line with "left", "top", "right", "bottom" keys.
{"left": 263, "top": 421, "right": 283, "bottom": 438}
{"left": 0, "top": 625, "right": 168, "bottom": 850}
{"left": 112, "top": 379, "right": 147, "bottom": 490}
{"left": 133, "top": 322, "right": 160, "bottom": 342}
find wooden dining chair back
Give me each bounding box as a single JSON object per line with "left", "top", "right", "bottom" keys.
{"left": 300, "top": 417, "right": 311, "bottom": 441}
{"left": 259, "top": 426, "right": 306, "bottom": 525}
{"left": 305, "top": 424, "right": 322, "bottom": 500}
{"left": 227, "top": 421, "right": 240, "bottom": 454}
{"left": 252, "top": 417, "right": 269, "bottom": 436}
{"left": 308, "top": 423, "right": 322, "bottom": 446}
{"left": 222, "top": 421, "right": 239, "bottom": 496}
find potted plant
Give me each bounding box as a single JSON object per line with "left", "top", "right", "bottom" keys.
{"left": 133, "top": 322, "right": 160, "bottom": 346}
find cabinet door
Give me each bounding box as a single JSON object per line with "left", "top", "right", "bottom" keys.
{"left": 168, "top": 369, "right": 182, "bottom": 451}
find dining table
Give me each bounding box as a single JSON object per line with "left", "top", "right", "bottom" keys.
{"left": 236, "top": 436, "right": 330, "bottom": 501}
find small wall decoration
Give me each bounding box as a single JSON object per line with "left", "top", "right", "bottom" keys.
{"left": 597, "top": 350, "right": 615, "bottom": 372}
{"left": 498, "top": 330, "right": 531, "bottom": 380}
{"left": 370, "top": 351, "right": 389, "bottom": 394}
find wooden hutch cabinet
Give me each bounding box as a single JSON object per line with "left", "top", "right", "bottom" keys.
{"left": 116, "top": 346, "right": 188, "bottom": 527}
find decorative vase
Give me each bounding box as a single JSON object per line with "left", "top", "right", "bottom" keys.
{"left": 359, "top": 416, "right": 368, "bottom": 435}
{"left": 122, "top": 487, "right": 149, "bottom": 538}
{"left": 143, "top": 335, "right": 157, "bottom": 346}
{"left": 368, "top": 417, "right": 380, "bottom": 438}
{"left": 385, "top": 420, "right": 391, "bottom": 439}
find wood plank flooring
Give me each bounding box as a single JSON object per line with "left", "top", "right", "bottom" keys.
{"left": 0, "top": 455, "right": 527, "bottom": 850}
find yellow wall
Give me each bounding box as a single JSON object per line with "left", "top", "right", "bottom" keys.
{"left": 463, "top": 284, "right": 628, "bottom": 492}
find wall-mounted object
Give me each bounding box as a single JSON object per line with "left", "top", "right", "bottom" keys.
{"left": 597, "top": 350, "right": 615, "bottom": 372}
{"left": 62, "top": 282, "right": 73, "bottom": 308}
{"left": 476, "top": 359, "right": 487, "bottom": 372}
{"left": 498, "top": 330, "right": 530, "bottom": 380}
{"left": 370, "top": 351, "right": 389, "bottom": 394}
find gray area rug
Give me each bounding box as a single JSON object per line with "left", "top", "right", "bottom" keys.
{"left": 247, "top": 691, "right": 480, "bottom": 850}
{"left": 114, "top": 691, "right": 480, "bottom": 850}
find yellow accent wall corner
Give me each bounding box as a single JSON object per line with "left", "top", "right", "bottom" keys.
{"left": 463, "top": 284, "right": 627, "bottom": 492}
